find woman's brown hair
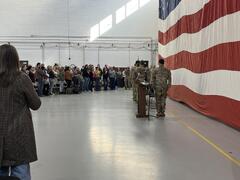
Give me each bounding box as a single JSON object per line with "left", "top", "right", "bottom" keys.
{"left": 0, "top": 44, "right": 20, "bottom": 87}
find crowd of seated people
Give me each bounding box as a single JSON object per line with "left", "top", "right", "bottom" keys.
{"left": 20, "top": 63, "right": 131, "bottom": 97}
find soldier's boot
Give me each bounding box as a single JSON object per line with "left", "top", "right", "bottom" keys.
{"left": 156, "top": 107, "right": 163, "bottom": 118}
{"left": 159, "top": 106, "right": 165, "bottom": 117}
{"left": 159, "top": 97, "right": 166, "bottom": 117}
{"left": 155, "top": 103, "right": 165, "bottom": 117}
{"left": 159, "top": 112, "right": 165, "bottom": 117}
{"left": 156, "top": 98, "right": 162, "bottom": 118}
{"left": 156, "top": 113, "right": 161, "bottom": 118}
{"left": 158, "top": 111, "right": 165, "bottom": 117}
{"left": 156, "top": 112, "right": 165, "bottom": 117}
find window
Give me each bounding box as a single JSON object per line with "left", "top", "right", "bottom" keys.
{"left": 90, "top": 24, "right": 99, "bottom": 41}
{"left": 139, "top": 0, "right": 151, "bottom": 7}
{"left": 116, "top": 6, "right": 126, "bottom": 24}
{"left": 100, "top": 15, "right": 113, "bottom": 35}
{"left": 126, "top": 0, "right": 139, "bottom": 17}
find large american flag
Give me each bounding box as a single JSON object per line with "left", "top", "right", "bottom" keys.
{"left": 158, "top": 0, "right": 240, "bottom": 129}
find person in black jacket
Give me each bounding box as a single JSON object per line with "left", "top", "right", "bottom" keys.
{"left": 82, "top": 65, "right": 90, "bottom": 91}
{"left": 103, "top": 65, "right": 109, "bottom": 90}
{"left": 35, "top": 63, "right": 45, "bottom": 96}
{"left": 47, "top": 66, "right": 56, "bottom": 95}
{"left": 26, "top": 65, "right": 36, "bottom": 83}
{"left": 88, "top": 65, "right": 94, "bottom": 92}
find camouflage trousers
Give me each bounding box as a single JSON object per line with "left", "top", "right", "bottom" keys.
{"left": 132, "top": 83, "right": 137, "bottom": 102}
{"left": 125, "top": 77, "right": 131, "bottom": 89}
{"left": 155, "top": 90, "right": 167, "bottom": 114}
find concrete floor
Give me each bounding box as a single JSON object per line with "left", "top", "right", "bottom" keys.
{"left": 31, "top": 90, "right": 240, "bottom": 180}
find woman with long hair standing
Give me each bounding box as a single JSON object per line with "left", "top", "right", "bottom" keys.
{"left": 0, "top": 44, "right": 41, "bottom": 180}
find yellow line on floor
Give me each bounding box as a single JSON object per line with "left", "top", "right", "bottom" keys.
{"left": 176, "top": 119, "right": 240, "bottom": 166}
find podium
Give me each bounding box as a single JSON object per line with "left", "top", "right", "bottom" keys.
{"left": 136, "top": 81, "right": 149, "bottom": 118}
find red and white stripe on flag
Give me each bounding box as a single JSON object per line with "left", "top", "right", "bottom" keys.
{"left": 158, "top": 0, "right": 240, "bottom": 129}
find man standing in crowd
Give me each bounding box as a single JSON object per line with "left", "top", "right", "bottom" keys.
{"left": 124, "top": 67, "right": 131, "bottom": 90}
{"left": 82, "top": 64, "right": 90, "bottom": 91}
{"left": 35, "top": 63, "right": 45, "bottom": 96}
{"left": 103, "top": 65, "right": 109, "bottom": 90}
{"left": 64, "top": 66, "right": 73, "bottom": 88}
{"left": 94, "top": 66, "right": 101, "bottom": 91}
{"left": 151, "top": 59, "right": 171, "bottom": 117}
{"left": 88, "top": 65, "right": 94, "bottom": 92}
{"left": 58, "top": 67, "right": 65, "bottom": 94}
{"left": 41, "top": 64, "right": 50, "bottom": 96}
{"left": 109, "top": 67, "right": 116, "bottom": 90}
{"left": 116, "top": 68, "right": 123, "bottom": 88}
{"left": 47, "top": 66, "right": 56, "bottom": 95}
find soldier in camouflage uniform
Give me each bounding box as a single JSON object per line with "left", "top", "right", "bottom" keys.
{"left": 136, "top": 61, "right": 146, "bottom": 83}
{"left": 131, "top": 61, "right": 140, "bottom": 101}
{"left": 145, "top": 66, "right": 151, "bottom": 83}
{"left": 149, "top": 65, "right": 156, "bottom": 83}
{"left": 135, "top": 61, "right": 147, "bottom": 102}
{"left": 151, "top": 59, "right": 171, "bottom": 117}
{"left": 124, "top": 67, "right": 131, "bottom": 89}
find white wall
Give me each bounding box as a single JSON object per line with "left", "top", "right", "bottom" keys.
{"left": 0, "top": 0, "right": 158, "bottom": 67}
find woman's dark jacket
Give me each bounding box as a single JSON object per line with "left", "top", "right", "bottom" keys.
{"left": 0, "top": 72, "right": 41, "bottom": 167}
